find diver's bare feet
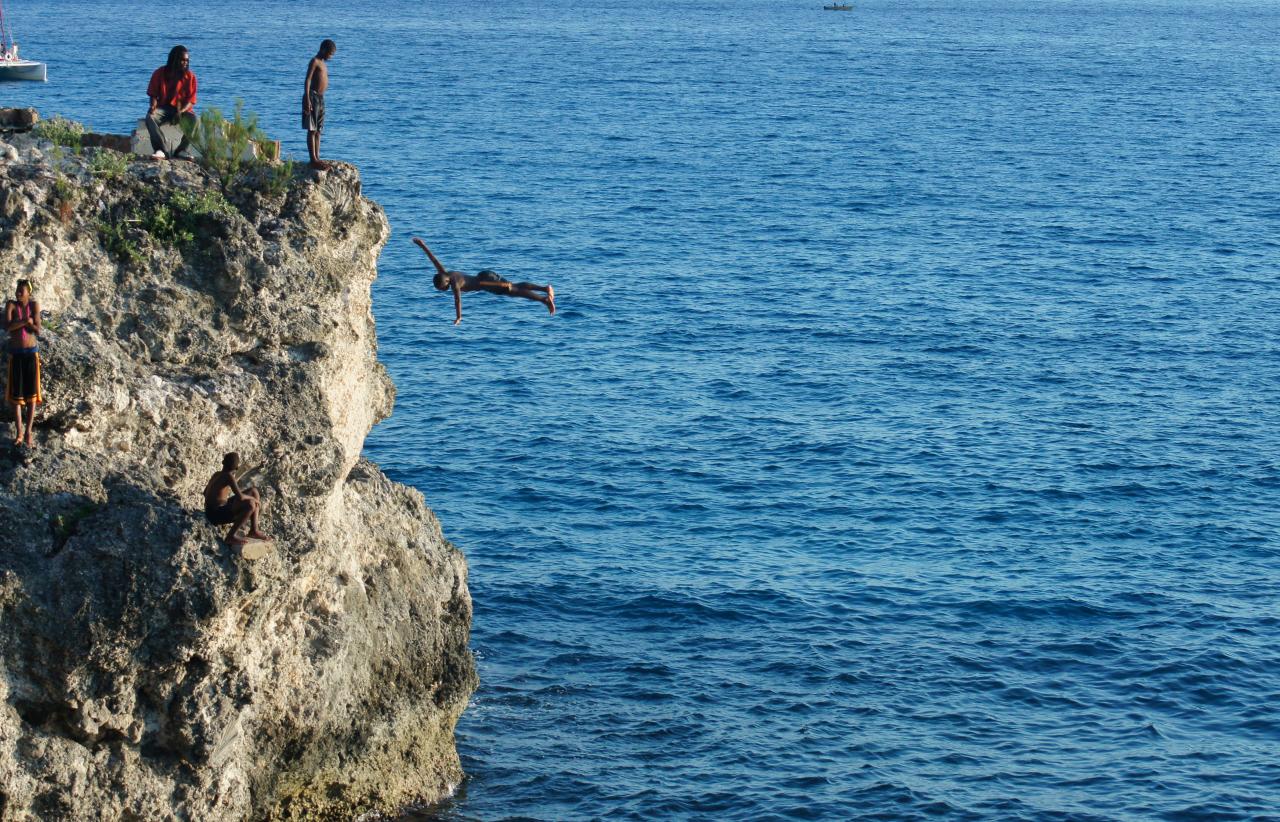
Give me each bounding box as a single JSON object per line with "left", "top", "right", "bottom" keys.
{"left": 227, "top": 534, "right": 248, "bottom": 546}
{"left": 309, "top": 160, "right": 331, "bottom": 170}
{"left": 546, "top": 285, "right": 556, "bottom": 315}
{"left": 247, "top": 530, "right": 274, "bottom": 542}
{"left": 24, "top": 434, "right": 34, "bottom": 448}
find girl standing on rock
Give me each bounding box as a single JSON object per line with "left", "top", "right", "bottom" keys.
{"left": 5, "top": 279, "right": 41, "bottom": 448}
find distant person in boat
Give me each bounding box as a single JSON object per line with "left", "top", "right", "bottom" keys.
{"left": 412, "top": 238, "right": 556, "bottom": 325}
{"left": 303, "top": 39, "right": 337, "bottom": 170}
{"left": 145, "top": 45, "right": 198, "bottom": 160}
{"left": 203, "top": 452, "right": 272, "bottom": 548}
{"left": 5, "top": 279, "right": 41, "bottom": 448}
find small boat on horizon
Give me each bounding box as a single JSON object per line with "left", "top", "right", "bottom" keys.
{"left": 823, "top": 4, "right": 853, "bottom": 10}
{"left": 0, "top": 0, "right": 46, "bottom": 82}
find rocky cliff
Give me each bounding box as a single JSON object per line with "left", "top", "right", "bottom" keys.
{"left": 0, "top": 127, "right": 477, "bottom": 819}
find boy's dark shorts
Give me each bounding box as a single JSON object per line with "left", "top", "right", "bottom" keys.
{"left": 303, "top": 91, "right": 325, "bottom": 132}
{"left": 205, "top": 495, "right": 240, "bottom": 525}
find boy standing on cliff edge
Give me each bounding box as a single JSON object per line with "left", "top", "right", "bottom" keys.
{"left": 303, "top": 39, "right": 337, "bottom": 170}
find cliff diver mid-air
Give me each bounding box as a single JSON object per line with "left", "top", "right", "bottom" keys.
{"left": 412, "top": 238, "right": 556, "bottom": 325}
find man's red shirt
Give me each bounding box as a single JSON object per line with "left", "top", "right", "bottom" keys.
{"left": 147, "top": 67, "right": 197, "bottom": 110}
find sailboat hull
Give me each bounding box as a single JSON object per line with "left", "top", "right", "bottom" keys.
{"left": 0, "top": 60, "right": 45, "bottom": 81}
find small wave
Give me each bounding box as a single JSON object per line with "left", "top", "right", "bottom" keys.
{"left": 945, "top": 596, "right": 1132, "bottom": 623}
{"left": 616, "top": 592, "right": 761, "bottom": 625}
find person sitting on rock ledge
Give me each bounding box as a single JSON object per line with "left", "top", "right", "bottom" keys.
{"left": 413, "top": 237, "right": 556, "bottom": 325}
{"left": 145, "top": 45, "right": 198, "bottom": 160}
{"left": 5, "top": 279, "right": 41, "bottom": 448}
{"left": 204, "top": 452, "right": 272, "bottom": 548}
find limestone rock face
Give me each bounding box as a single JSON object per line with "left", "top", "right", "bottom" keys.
{"left": 0, "top": 132, "right": 477, "bottom": 819}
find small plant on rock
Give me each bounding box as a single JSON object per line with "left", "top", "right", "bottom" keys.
{"left": 143, "top": 203, "right": 194, "bottom": 247}
{"left": 97, "top": 217, "right": 145, "bottom": 266}
{"left": 180, "top": 100, "right": 270, "bottom": 187}
{"left": 33, "top": 116, "right": 85, "bottom": 151}
{"left": 135, "top": 188, "right": 238, "bottom": 252}
{"left": 258, "top": 158, "right": 297, "bottom": 199}
{"left": 51, "top": 503, "right": 102, "bottom": 548}
{"left": 170, "top": 188, "right": 238, "bottom": 221}
{"left": 88, "top": 148, "right": 130, "bottom": 181}
{"left": 51, "top": 174, "right": 79, "bottom": 223}
{"left": 179, "top": 100, "right": 296, "bottom": 201}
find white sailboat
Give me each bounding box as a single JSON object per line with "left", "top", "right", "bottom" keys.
{"left": 0, "top": 0, "right": 45, "bottom": 82}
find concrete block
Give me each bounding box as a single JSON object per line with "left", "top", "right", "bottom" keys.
{"left": 83, "top": 133, "right": 132, "bottom": 152}
{"left": 128, "top": 119, "right": 277, "bottom": 164}
{"left": 131, "top": 119, "right": 198, "bottom": 158}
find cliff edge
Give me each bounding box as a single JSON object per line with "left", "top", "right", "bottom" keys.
{"left": 0, "top": 128, "right": 477, "bottom": 819}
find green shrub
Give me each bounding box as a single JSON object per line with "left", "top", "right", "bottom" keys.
{"left": 34, "top": 116, "right": 85, "bottom": 151}
{"left": 258, "top": 159, "right": 296, "bottom": 199}
{"left": 96, "top": 185, "right": 238, "bottom": 264}
{"left": 97, "top": 218, "right": 144, "bottom": 266}
{"left": 51, "top": 174, "right": 79, "bottom": 222}
{"left": 88, "top": 148, "right": 130, "bottom": 180}
{"left": 180, "top": 100, "right": 269, "bottom": 186}
{"left": 51, "top": 175, "right": 77, "bottom": 204}
{"left": 142, "top": 203, "right": 193, "bottom": 247}
{"left": 170, "top": 188, "right": 237, "bottom": 221}
{"left": 137, "top": 188, "right": 237, "bottom": 251}
{"left": 179, "top": 100, "right": 296, "bottom": 199}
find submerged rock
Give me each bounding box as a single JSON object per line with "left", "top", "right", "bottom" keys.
{"left": 0, "top": 130, "right": 477, "bottom": 819}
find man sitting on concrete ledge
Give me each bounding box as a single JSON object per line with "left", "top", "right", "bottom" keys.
{"left": 145, "top": 45, "right": 198, "bottom": 160}
{"left": 204, "top": 452, "right": 273, "bottom": 555}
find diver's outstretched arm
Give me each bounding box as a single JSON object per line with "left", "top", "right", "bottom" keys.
{"left": 412, "top": 237, "right": 449, "bottom": 277}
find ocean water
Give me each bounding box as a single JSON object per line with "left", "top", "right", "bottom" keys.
{"left": 8, "top": 0, "right": 1280, "bottom": 818}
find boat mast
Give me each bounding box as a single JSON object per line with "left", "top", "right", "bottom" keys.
{"left": 0, "top": 0, "right": 11, "bottom": 53}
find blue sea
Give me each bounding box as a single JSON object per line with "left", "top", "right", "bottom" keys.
{"left": 8, "top": 0, "right": 1280, "bottom": 818}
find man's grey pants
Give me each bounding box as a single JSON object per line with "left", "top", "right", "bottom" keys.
{"left": 145, "top": 106, "right": 195, "bottom": 157}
